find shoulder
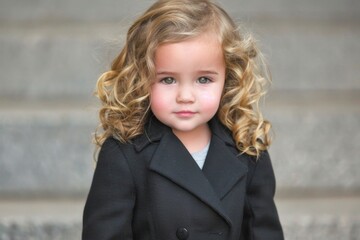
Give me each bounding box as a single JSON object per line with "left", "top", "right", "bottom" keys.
{"left": 96, "top": 137, "right": 139, "bottom": 169}
{"left": 98, "top": 135, "right": 159, "bottom": 165}
{"left": 100, "top": 137, "right": 122, "bottom": 151}
{"left": 97, "top": 137, "right": 126, "bottom": 161}
{"left": 99, "top": 137, "right": 132, "bottom": 156}
{"left": 245, "top": 150, "right": 276, "bottom": 187}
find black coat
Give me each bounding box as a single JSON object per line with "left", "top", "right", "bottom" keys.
{"left": 82, "top": 117, "right": 284, "bottom": 240}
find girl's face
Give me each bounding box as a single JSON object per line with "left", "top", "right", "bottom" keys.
{"left": 150, "top": 32, "right": 225, "bottom": 137}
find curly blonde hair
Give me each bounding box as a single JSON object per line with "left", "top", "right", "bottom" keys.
{"left": 95, "top": 0, "right": 272, "bottom": 157}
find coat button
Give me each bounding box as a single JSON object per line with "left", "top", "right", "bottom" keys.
{"left": 176, "top": 227, "right": 189, "bottom": 240}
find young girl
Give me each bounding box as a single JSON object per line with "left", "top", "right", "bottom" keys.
{"left": 83, "top": 0, "right": 284, "bottom": 239}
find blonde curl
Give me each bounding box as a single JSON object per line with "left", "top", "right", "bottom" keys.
{"left": 219, "top": 33, "right": 272, "bottom": 157}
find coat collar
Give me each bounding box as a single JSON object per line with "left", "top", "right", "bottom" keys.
{"left": 133, "top": 115, "right": 248, "bottom": 228}
{"left": 133, "top": 115, "right": 236, "bottom": 152}
{"left": 133, "top": 115, "right": 170, "bottom": 152}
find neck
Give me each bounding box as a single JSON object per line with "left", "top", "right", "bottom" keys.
{"left": 172, "top": 124, "right": 211, "bottom": 153}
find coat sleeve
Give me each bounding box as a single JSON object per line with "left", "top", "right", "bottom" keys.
{"left": 242, "top": 151, "right": 284, "bottom": 240}
{"left": 82, "top": 138, "right": 136, "bottom": 240}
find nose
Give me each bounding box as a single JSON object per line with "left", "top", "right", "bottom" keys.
{"left": 176, "top": 84, "right": 195, "bottom": 103}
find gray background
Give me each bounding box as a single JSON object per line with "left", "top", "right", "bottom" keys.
{"left": 0, "top": 0, "right": 359, "bottom": 239}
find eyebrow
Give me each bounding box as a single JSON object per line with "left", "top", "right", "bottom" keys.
{"left": 198, "top": 70, "right": 219, "bottom": 75}
{"left": 156, "top": 70, "right": 219, "bottom": 75}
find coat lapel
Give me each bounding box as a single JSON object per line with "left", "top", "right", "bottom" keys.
{"left": 148, "top": 131, "right": 234, "bottom": 227}
{"left": 202, "top": 134, "right": 248, "bottom": 200}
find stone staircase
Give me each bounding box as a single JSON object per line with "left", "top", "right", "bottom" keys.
{"left": 0, "top": 0, "right": 359, "bottom": 239}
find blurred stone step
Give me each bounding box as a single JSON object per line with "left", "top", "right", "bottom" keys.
{"left": 255, "top": 21, "right": 360, "bottom": 91}
{"left": 0, "top": 0, "right": 149, "bottom": 24}
{"left": 0, "top": 197, "right": 359, "bottom": 240}
{"left": 276, "top": 196, "right": 360, "bottom": 240}
{"left": 0, "top": 24, "right": 118, "bottom": 101}
{"left": 0, "top": 21, "right": 359, "bottom": 100}
{"left": 0, "top": 92, "right": 359, "bottom": 196}
{"left": 0, "top": 101, "right": 96, "bottom": 197}
{"left": 0, "top": 0, "right": 359, "bottom": 23}
{"left": 0, "top": 199, "right": 83, "bottom": 240}
{"left": 266, "top": 90, "right": 360, "bottom": 196}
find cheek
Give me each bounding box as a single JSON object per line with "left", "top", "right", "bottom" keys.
{"left": 150, "top": 86, "right": 169, "bottom": 113}
{"left": 150, "top": 98, "right": 166, "bottom": 113}
{"left": 199, "top": 85, "right": 223, "bottom": 104}
{"left": 199, "top": 91, "right": 223, "bottom": 112}
{"left": 199, "top": 92, "right": 219, "bottom": 102}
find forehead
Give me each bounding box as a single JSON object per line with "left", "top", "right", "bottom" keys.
{"left": 154, "top": 32, "right": 225, "bottom": 73}
{"left": 156, "top": 31, "right": 222, "bottom": 55}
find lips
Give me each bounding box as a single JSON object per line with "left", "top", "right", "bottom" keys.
{"left": 174, "top": 110, "right": 196, "bottom": 118}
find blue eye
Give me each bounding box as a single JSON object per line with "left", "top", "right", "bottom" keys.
{"left": 161, "top": 77, "right": 176, "bottom": 84}
{"left": 197, "top": 77, "right": 211, "bottom": 84}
